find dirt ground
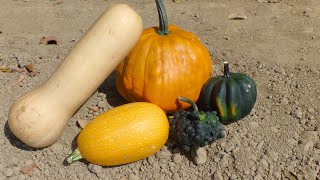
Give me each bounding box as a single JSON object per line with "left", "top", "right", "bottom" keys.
{"left": 1, "top": 0, "right": 320, "bottom": 179}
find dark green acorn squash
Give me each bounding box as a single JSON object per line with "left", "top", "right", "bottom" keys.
{"left": 198, "top": 62, "right": 257, "bottom": 124}
{"left": 169, "top": 97, "right": 225, "bottom": 150}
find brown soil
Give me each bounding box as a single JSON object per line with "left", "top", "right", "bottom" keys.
{"left": 0, "top": 0, "right": 319, "bottom": 179}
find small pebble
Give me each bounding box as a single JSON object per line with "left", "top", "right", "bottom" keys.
{"left": 97, "top": 100, "right": 107, "bottom": 109}
{"left": 4, "top": 168, "right": 14, "bottom": 177}
{"left": 50, "top": 143, "right": 64, "bottom": 154}
{"left": 191, "top": 147, "right": 207, "bottom": 165}
{"left": 87, "top": 163, "right": 102, "bottom": 174}
{"left": 219, "top": 155, "right": 229, "bottom": 168}
{"left": 0, "top": 137, "right": 5, "bottom": 145}
{"left": 172, "top": 154, "right": 183, "bottom": 164}
{"left": 155, "top": 150, "right": 171, "bottom": 160}
{"left": 128, "top": 174, "right": 139, "bottom": 180}
{"left": 88, "top": 106, "right": 99, "bottom": 112}
{"left": 265, "top": 150, "right": 278, "bottom": 162}
{"left": 296, "top": 141, "right": 314, "bottom": 155}
{"left": 172, "top": 173, "right": 180, "bottom": 180}
{"left": 261, "top": 159, "right": 269, "bottom": 169}
{"left": 225, "top": 145, "right": 235, "bottom": 153}
{"left": 147, "top": 156, "right": 156, "bottom": 165}
{"left": 300, "top": 131, "right": 319, "bottom": 142}
{"left": 17, "top": 174, "right": 26, "bottom": 180}
{"left": 213, "top": 171, "right": 223, "bottom": 180}
{"left": 254, "top": 174, "right": 263, "bottom": 180}
{"left": 292, "top": 108, "right": 303, "bottom": 119}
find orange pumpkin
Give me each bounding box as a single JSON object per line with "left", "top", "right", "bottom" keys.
{"left": 116, "top": 0, "right": 212, "bottom": 112}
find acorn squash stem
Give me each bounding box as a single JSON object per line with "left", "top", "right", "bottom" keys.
{"left": 66, "top": 148, "right": 83, "bottom": 164}
{"left": 223, "top": 61, "right": 231, "bottom": 78}
{"left": 178, "top": 96, "right": 198, "bottom": 112}
{"left": 155, "top": 0, "right": 169, "bottom": 35}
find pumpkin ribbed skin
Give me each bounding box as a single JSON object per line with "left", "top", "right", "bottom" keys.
{"left": 76, "top": 102, "right": 169, "bottom": 166}
{"left": 198, "top": 63, "right": 257, "bottom": 124}
{"left": 116, "top": 25, "right": 212, "bottom": 112}
{"left": 115, "top": 0, "right": 212, "bottom": 112}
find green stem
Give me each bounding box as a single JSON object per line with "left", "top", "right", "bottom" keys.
{"left": 155, "top": 0, "right": 169, "bottom": 35}
{"left": 223, "top": 61, "right": 231, "bottom": 78}
{"left": 178, "top": 96, "right": 198, "bottom": 112}
{"left": 66, "top": 148, "right": 83, "bottom": 164}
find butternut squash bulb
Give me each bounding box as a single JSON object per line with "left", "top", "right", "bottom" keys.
{"left": 66, "top": 102, "right": 169, "bottom": 166}
{"left": 8, "top": 4, "right": 143, "bottom": 148}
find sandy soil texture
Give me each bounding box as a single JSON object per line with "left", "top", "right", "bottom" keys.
{"left": 0, "top": 0, "right": 320, "bottom": 179}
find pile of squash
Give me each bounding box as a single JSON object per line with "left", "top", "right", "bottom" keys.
{"left": 7, "top": 0, "right": 257, "bottom": 167}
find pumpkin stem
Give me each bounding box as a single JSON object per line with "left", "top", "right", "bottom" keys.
{"left": 178, "top": 96, "right": 198, "bottom": 112}
{"left": 155, "top": 0, "right": 169, "bottom": 35}
{"left": 223, "top": 61, "right": 231, "bottom": 78}
{"left": 66, "top": 148, "right": 83, "bottom": 164}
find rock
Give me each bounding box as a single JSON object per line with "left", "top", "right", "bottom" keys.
{"left": 4, "top": 168, "right": 14, "bottom": 177}
{"left": 97, "top": 100, "right": 107, "bottom": 109}
{"left": 265, "top": 149, "right": 279, "bottom": 162}
{"left": 213, "top": 171, "right": 223, "bottom": 180}
{"left": 280, "top": 97, "right": 289, "bottom": 105}
{"left": 147, "top": 156, "right": 156, "bottom": 165}
{"left": 152, "top": 163, "right": 160, "bottom": 170}
{"left": 172, "top": 173, "right": 180, "bottom": 180}
{"left": 300, "top": 131, "right": 319, "bottom": 142}
{"left": 191, "top": 147, "right": 207, "bottom": 165}
{"left": 155, "top": 150, "right": 171, "bottom": 160}
{"left": 296, "top": 141, "right": 314, "bottom": 155}
{"left": 0, "top": 137, "right": 5, "bottom": 145}
{"left": 256, "top": 141, "right": 264, "bottom": 151}
{"left": 283, "top": 169, "right": 298, "bottom": 180}
{"left": 88, "top": 105, "right": 99, "bottom": 112}
{"left": 172, "top": 154, "right": 183, "bottom": 164}
{"left": 87, "top": 163, "right": 102, "bottom": 174}
{"left": 17, "top": 174, "right": 26, "bottom": 180}
{"left": 225, "top": 145, "right": 235, "bottom": 153}
{"left": 253, "top": 174, "right": 263, "bottom": 180}
{"left": 152, "top": 173, "right": 161, "bottom": 179}
{"left": 97, "top": 92, "right": 106, "bottom": 99}
{"left": 50, "top": 143, "right": 64, "bottom": 154}
{"left": 261, "top": 159, "right": 269, "bottom": 169}
{"left": 292, "top": 108, "right": 303, "bottom": 119}
{"left": 249, "top": 121, "right": 259, "bottom": 128}
{"left": 128, "top": 174, "right": 139, "bottom": 180}
{"left": 219, "top": 155, "right": 230, "bottom": 168}
{"left": 287, "top": 138, "right": 298, "bottom": 145}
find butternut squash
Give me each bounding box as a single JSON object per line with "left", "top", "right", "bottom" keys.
{"left": 8, "top": 4, "right": 143, "bottom": 148}
{"left": 66, "top": 102, "right": 169, "bottom": 166}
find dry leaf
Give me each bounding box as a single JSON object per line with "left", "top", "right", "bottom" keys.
{"left": 283, "top": 170, "right": 298, "bottom": 180}
{"left": 77, "top": 119, "right": 91, "bottom": 129}
{"left": 25, "top": 63, "right": 34, "bottom": 72}
{"left": 88, "top": 106, "right": 100, "bottom": 112}
{"left": 228, "top": 13, "right": 247, "bottom": 20}
{"left": 173, "top": 0, "right": 180, "bottom": 4}
{"left": 12, "top": 75, "right": 25, "bottom": 86}
{"left": 39, "top": 36, "right": 60, "bottom": 45}
{"left": 21, "top": 162, "right": 37, "bottom": 177}
{"left": 12, "top": 67, "right": 25, "bottom": 73}
{"left": 0, "top": 66, "right": 13, "bottom": 73}
{"left": 28, "top": 71, "right": 39, "bottom": 77}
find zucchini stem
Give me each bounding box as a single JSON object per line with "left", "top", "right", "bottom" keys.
{"left": 66, "top": 148, "right": 83, "bottom": 164}
{"left": 178, "top": 96, "right": 198, "bottom": 112}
